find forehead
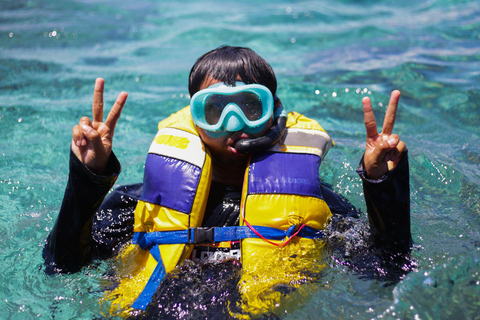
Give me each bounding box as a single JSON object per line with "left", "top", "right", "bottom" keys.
{"left": 199, "top": 75, "right": 246, "bottom": 90}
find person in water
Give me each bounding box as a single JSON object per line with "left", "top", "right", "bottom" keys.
{"left": 43, "top": 46, "right": 411, "bottom": 316}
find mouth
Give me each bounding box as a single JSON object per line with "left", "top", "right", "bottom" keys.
{"left": 227, "top": 132, "right": 251, "bottom": 154}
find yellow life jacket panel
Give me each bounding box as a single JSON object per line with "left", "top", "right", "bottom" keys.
{"left": 238, "top": 111, "right": 332, "bottom": 315}
{"left": 102, "top": 107, "right": 212, "bottom": 315}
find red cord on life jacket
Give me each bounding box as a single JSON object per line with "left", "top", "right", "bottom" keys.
{"left": 241, "top": 209, "right": 306, "bottom": 247}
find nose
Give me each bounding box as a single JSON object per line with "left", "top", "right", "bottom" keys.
{"left": 224, "top": 113, "right": 245, "bottom": 132}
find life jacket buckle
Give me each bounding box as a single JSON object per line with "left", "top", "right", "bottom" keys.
{"left": 193, "top": 227, "right": 215, "bottom": 244}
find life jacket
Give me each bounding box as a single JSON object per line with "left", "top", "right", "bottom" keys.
{"left": 102, "top": 106, "right": 333, "bottom": 317}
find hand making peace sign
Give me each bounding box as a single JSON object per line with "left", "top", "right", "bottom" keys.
{"left": 71, "top": 78, "right": 128, "bottom": 174}
{"left": 362, "top": 90, "right": 407, "bottom": 180}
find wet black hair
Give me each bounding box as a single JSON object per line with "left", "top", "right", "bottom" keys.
{"left": 188, "top": 46, "right": 277, "bottom": 97}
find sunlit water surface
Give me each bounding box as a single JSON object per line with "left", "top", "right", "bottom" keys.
{"left": 1, "top": 0, "right": 479, "bottom": 319}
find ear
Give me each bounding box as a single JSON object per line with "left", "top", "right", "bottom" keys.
{"left": 274, "top": 95, "right": 282, "bottom": 111}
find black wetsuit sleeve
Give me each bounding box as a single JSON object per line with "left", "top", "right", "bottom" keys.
{"left": 356, "top": 152, "right": 412, "bottom": 252}
{"left": 320, "top": 153, "right": 411, "bottom": 253}
{"left": 43, "top": 149, "right": 121, "bottom": 273}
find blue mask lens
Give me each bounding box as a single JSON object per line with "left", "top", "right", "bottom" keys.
{"left": 190, "top": 82, "right": 274, "bottom": 136}
{"left": 204, "top": 92, "right": 264, "bottom": 125}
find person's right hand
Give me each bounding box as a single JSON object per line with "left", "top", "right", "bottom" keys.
{"left": 72, "top": 78, "right": 128, "bottom": 174}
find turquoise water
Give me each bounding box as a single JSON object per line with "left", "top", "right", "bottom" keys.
{"left": 1, "top": 0, "right": 480, "bottom": 318}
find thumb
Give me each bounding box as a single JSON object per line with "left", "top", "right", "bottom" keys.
{"left": 370, "top": 136, "right": 397, "bottom": 163}
{"left": 81, "top": 125, "right": 105, "bottom": 152}
{"left": 386, "top": 134, "right": 399, "bottom": 148}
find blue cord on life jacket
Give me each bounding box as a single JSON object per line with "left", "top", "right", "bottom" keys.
{"left": 133, "top": 225, "right": 324, "bottom": 251}
{"left": 131, "top": 224, "right": 325, "bottom": 310}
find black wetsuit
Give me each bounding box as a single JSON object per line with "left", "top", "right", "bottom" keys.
{"left": 43, "top": 149, "right": 411, "bottom": 275}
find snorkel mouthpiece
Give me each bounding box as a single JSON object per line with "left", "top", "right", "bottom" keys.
{"left": 235, "top": 107, "right": 287, "bottom": 154}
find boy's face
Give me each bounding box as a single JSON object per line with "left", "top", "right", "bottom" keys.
{"left": 196, "top": 77, "right": 274, "bottom": 167}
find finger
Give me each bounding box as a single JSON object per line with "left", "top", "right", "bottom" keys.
{"left": 74, "top": 116, "right": 93, "bottom": 146}
{"left": 386, "top": 134, "right": 400, "bottom": 148}
{"left": 72, "top": 125, "right": 85, "bottom": 147}
{"left": 387, "top": 140, "right": 407, "bottom": 171}
{"left": 81, "top": 123, "right": 104, "bottom": 152}
{"left": 362, "top": 96, "right": 378, "bottom": 139}
{"left": 105, "top": 91, "right": 128, "bottom": 130}
{"left": 397, "top": 140, "right": 407, "bottom": 154}
{"left": 372, "top": 139, "right": 394, "bottom": 159}
{"left": 382, "top": 90, "right": 400, "bottom": 135}
{"left": 79, "top": 116, "right": 93, "bottom": 127}
{"left": 92, "top": 78, "right": 105, "bottom": 124}
{"left": 386, "top": 139, "right": 407, "bottom": 161}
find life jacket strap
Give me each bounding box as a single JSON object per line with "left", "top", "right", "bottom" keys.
{"left": 133, "top": 225, "right": 325, "bottom": 251}
{"left": 131, "top": 244, "right": 165, "bottom": 310}
{"left": 131, "top": 225, "right": 324, "bottom": 310}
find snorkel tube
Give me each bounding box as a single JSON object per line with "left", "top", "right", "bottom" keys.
{"left": 235, "top": 103, "right": 287, "bottom": 154}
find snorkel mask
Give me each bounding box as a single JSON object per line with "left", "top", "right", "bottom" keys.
{"left": 190, "top": 82, "right": 274, "bottom": 137}
{"left": 190, "top": 82, "right": 287, "bottom": 153}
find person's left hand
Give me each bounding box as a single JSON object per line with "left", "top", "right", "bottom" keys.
{"left": 362, "top": 90, "right": 407, "bottom": 179}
